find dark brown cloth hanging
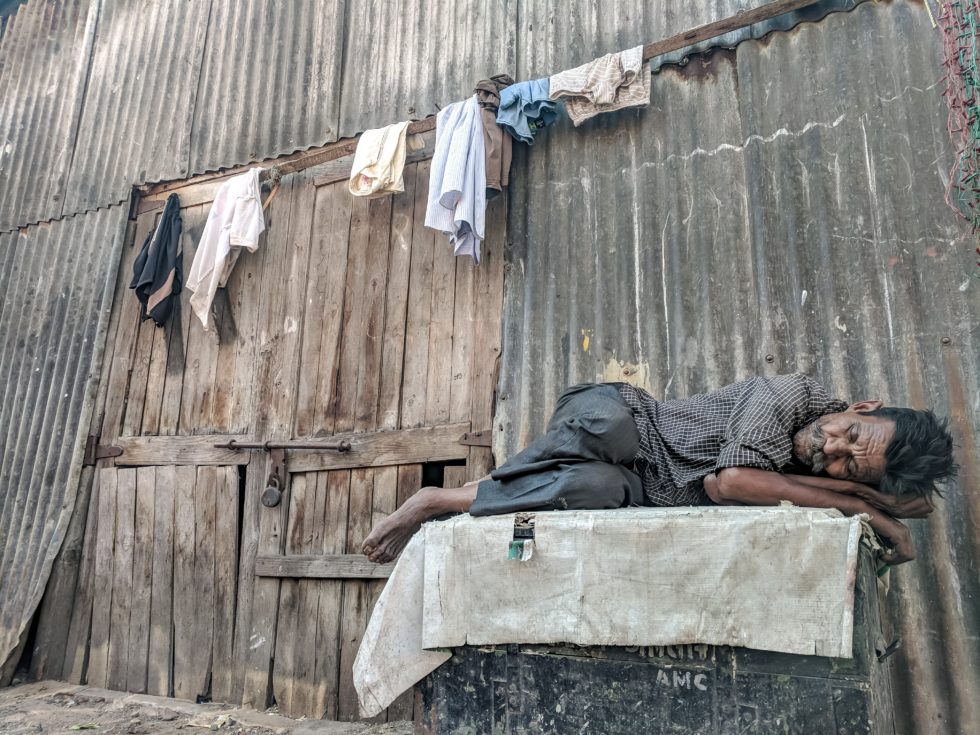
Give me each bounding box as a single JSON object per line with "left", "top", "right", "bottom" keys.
{"left": 130, "top": 192, "right": 183, "bottom": 327}
{"left": 475, "top": 74, "right": 515, "bottom": 197}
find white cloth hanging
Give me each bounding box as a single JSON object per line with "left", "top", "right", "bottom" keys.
{"left": 424, "top": 96, "right": 486, "bottom": 264}
{"left": 186, "top": 168, "right": 265, "bottom": 329}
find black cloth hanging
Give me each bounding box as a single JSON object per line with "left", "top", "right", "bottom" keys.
{"left": 130, "top": 192, "right": 183, "bottom": 327}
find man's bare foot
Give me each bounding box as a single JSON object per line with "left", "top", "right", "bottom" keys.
{"left": 361, "top": 482, "right": 482, "bottom": 563}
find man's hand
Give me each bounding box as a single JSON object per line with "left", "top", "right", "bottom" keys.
{"left": 707, "top": 467, "right": 918, "bottom": 564}
{"left": 875, "top": 516, "right": 916, "bottom": 565}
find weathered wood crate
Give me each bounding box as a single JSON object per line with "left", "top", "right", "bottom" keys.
{"left": 416, "top": 548, "right": 894, "bottom": 734}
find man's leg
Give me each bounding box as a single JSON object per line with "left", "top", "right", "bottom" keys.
{"left": 362, "top": 479, "right": 483, "bottom": 564}
{"left": 362, "top": 383, "right": 640, "bottom": 563}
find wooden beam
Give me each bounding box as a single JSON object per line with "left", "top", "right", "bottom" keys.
{"left": 255, "top": 554, "right": 394, "bottom": 579}
{"left": 113, "top": 435, "right": 251, "bottom": 466}
{"left": 112, "top": 423, "right": 469, "bottom": 469}
{"left": 642, "top": 0, "right": 822, "bottom": 60}
{"left": 285, "top": 422, "right": 470, "bottom": 472}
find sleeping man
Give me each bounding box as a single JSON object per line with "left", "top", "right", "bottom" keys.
{"left": 362, "top": 374, "right": 955, "bottom": 565}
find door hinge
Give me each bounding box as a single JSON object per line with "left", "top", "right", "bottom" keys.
{"left": 83, "top": 435, "right": 123, "bottom": 466}
{"left": 458, "top": 429, "right": 493, "bottom": 447}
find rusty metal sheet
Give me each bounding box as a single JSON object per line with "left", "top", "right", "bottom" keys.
{"left": 0, "top": 0, "right": 98, "bottom": 231}
{"left": 499, "top": 3, "right": 978, "bottom": 733}
{"left": 0, "top": 204, "right": 128, "bottom": 681}
{"left": 187, "top": 0, "right": 346, "bottom": 175}
{"left": 336, "top": 0, "right": 518, "bottom": 138}
{"left": 60, "top": 0, "right": 212, "bottom": 215}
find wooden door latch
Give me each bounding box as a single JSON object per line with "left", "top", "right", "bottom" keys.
{"left": 458, "top": 430, "right": 493, "bottom": 447}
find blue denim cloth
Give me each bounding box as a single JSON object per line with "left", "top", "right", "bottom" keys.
{"left": 471, "top": 383, "right": 644, "bottom": 516}
{"left": 496, "top": 78, "right": 558, "bottom": 145}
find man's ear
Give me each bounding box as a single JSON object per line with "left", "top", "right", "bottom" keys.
{"left": 849, "top": 399, "right": 883, "bottom": 413}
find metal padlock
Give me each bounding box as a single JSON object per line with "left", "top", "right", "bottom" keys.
{"left": 261, "top": 475, "right": 282, "bottom": 507}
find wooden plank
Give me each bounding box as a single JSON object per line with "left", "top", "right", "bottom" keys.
{"left": 139, "top": 178, "right": 226, "bottom": 214}
{"left": 295, "top": 182, "right": 352, "bottom": 437}
{"left": 216, "top": 210, "right": 265, "bottom": 435}
{"left": 139, "top": 310, "right": 172, "bottom": 434}
{"left": 106, "top": 468, "right": 136, "bottom": 691}
{"left": 396, "top": 464, "right": 423, "bottom": 507}
{"left": 287, "top": 423, "right": 469, "bottom": 473}
{"left": 177, "top": 204, "right": 224, "bottom": 435}
{"left": 126, "top": 466, "right": 156, "bottom": 693}
{"left": 378, "top": 165, "right": 417, "bottom": 431}
{"left": 172, "top": 464, "right": 197, "bottom": 701}
{"left": 212, "top": 466, "right": 239, "bottom": 704}
{"left": 312, "top": 470, "right": 350, "bottom": 720}
{"left": 179, "top": 300, "right": 222, "bottom": 436}
{"left": 337, "top": 468, "right": 376, "bottom": 721}
{"left": 400, "top": 159, "right": 437, "bottom": 429}
{"left": 122, "top": 313, "right": 157, "bottom": 436}
{"left": 158, "top": 211, "right": 201, "bottom": 435}
{"left": 333, "top": 196, "right": 371, "bottom": 434}
{"left": 272, "top": 472, "right": 311, "bottom": 717}
{"left": 353, "top": 194, "right": 393, "bottom": 432}
{"left": 466, "top": 193, "right": 507, "bottom": 480}
{"left": 147, "top": 465, "right": 175, "bottom": 697}
{"left": 191, "top": 466, "right": 217, "bottom": 700}
{"left": 449, "top": 256, "right": 475, "bottom": 424}
{"left": 443, "top": 466, "right": 468, "bottom": 489}
{"left": 641, "top": 0, "right": 822, "bottom": 60}
{"left": 424, "top": 213, "right": 457, "bottom": 426}
{"left": 256, "top": 554, "right": 394, "bottom": 579}
{"left": 85, "top": 468, "right": 116, "bottom": 688}
{"left": 229, "top": 189, "right": 289, "bottom": 706}
{"left": 239, "top": 172, "right": 312, "bottom": 709}
{"left": 112, "top": 435, "right": 250, "bottom": 465}
{"left": 62, "top": 469, "right": 101, "bottom": 683}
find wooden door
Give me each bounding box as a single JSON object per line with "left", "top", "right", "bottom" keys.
{"left": 62, "top": 148, "right": 506, "bottom": 721}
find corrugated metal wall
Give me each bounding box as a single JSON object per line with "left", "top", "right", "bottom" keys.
{"left": 0, "top": 0, "right": 98, "bottom": 231}
{"left": 499, "top": 2, "right": 979, "bottom": 733}
{"left": 0, "top": 204, "right": 128, "bottom": 681}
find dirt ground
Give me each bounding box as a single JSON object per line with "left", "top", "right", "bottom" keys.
{"left": 0, "top": 682, "right": 413, "bottom": 735}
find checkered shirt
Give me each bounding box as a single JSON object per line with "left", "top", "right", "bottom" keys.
{"left": 617, "top": 374, "right": 848, "bottom": 506}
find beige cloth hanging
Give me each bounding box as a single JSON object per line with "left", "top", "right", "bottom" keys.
{"left": 550, "top": 45, "right": 651, "bottom": 126}
{"left": 348, "top": 121, "right": 413, "bottom": 197}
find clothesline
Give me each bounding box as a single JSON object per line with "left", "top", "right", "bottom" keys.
{"left": 255, "top": 0, "right": 822, "bottom": 187}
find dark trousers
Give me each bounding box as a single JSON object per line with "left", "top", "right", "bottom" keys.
{"left": 470, "top": 383, "right": 644, "bottom": 516}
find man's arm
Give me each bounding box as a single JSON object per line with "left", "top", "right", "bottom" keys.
{"left": 785, "top": 473, "right": 934, "bottom": 518}
{"left": 704, "top": 467, "right": 915, "bottom": 564}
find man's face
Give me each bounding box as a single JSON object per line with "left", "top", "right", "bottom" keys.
{"left": 792, "top": 409, "right": 895, "bottom": 485}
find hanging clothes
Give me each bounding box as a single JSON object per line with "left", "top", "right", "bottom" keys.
{"left": 549, "top": 45, "right": 650, "bottom": 126}
{"left": 349, "top": 121, "right": 413, "bottom": 197}
{"left": 424, "top": 96, "right": 486, "bottom": 264}
{"left": 496, "top": 78, "right": 558, "bottom": 144}
{"left": 474, "top": 74, "right": 515, "bottom": 198}
{"left": 130, "top": 192, "right": 183, "bottom": 327}
{"left": 186, "top": 168, "right": 266, "bottom": 330}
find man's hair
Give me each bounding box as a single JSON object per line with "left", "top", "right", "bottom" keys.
{"left": 862, "top": 407, "right": 957, "bottom": 497}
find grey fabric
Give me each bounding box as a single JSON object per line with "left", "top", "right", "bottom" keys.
{"left": 471, "top": 383, "right": 643, "bottom": 515}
